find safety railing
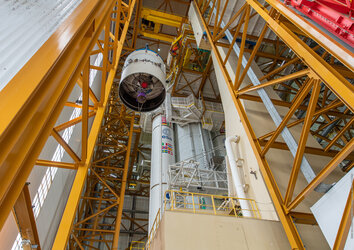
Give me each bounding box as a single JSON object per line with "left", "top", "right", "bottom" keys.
{"left": 145, "top": 191, "right": 261, "bottom": 249}
{"left": 145, "top": 208, "right": 161, "bottom": 249}
{"left": 203, "top": 101, "right": 224, "bottom": 113}
{"left": 171, "top": 94, "right": 197, "bottom": 109}
{"left": 201, "top": 112, "right": 213, "bottom": 130}
{"left": 164, "top": 190, "right": 261, "bottom": 219}
{"left": 129, "top": 241, "right": 145, "bottom": 250}
{"left": 168, "top": 161, "right": 228, "bottom": 193}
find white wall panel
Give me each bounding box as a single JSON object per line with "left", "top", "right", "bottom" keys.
{"left": 311, "top": 168, "right": 354, "bottom": 249}
{"left": 0, "top": 0, "right": 82, "bottom": 91}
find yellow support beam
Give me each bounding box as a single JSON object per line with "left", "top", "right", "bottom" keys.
{"left": 0, "top": 0, "right": 117, "bottom": 229}
{"left": 139, "top": 29, "right": 175, "bottom": 43}
{"left": 52, "top": 0, "right": 136, "bottom": 248}
{"left": 141, "top": 7, "right": 187, "bottom": 27}
{"left": 139, "top": 7, "right": 187, "bottom": 42}
{"left": 193, "top": 1, "right": 305, "bottom": 248}
{"left": 195, "top": 0, "right": 354, "bottom": 249}
{"left": 35, "top": 159, "right": 77, "bottom": 170}
{"left": 246, "top": 0, "right": 354, "bottom": 111}
{"left": 13, "top": 184, "right": 41, "bottom": 250}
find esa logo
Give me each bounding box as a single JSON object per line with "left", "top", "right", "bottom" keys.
{"left": 162, "top": 128, "right": 172, "bottom": 141}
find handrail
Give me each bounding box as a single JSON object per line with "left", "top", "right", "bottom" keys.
{"left": 145, "top": 208, "right": 161, "bottom": 249}
{"left": 164, "top": 190, "right": 261, "bottom": 219}
{"left": 130, "top": 241, "right": 145, "bottom": 250}
{"left": 145, "top": 190, "right": 261, "bottom": 249}
{"left": 194, "top": 1, "right": 353, "bottom": 248}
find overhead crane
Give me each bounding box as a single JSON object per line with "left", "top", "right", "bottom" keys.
{"left": 0, "top": 0, "right": 353, "bottom": 249}
{"left": 139, "top": 7, "right": 188, "bottom": 42}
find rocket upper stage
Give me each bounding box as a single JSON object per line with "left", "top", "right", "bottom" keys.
{"left": 119, "top": 48, "right": 167, "bottom": 112}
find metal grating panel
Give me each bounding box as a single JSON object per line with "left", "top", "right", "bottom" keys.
{"left": 0, "top": 0, "right": 82, "bottom": 91}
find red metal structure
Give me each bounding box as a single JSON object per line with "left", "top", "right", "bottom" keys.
{"left": 285, "top": 0, "right": 354, "bottom": 47}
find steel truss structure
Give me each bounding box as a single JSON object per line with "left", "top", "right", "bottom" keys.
{"left": 0, "top": 0, "right": 138, "bottom": 248}
{"left": 194, "top": 0, "right": 353, "bottom": 249}
{"left": 63, "top": 94, "right": 139, "bottom": 249}
{"left": 52, "top": 1, "right": 141, "bottom": 249}
{"left": 168, "top": 26, "right": 221, "bottom": 103}
{"left": 0, "top": 0, "right": 353, "bottom": 249}
{"left": 168, "top": 161, "right": 228, "bottom": 194}
{"left": 13, "top": 184, "right": 41, "bottom": 250}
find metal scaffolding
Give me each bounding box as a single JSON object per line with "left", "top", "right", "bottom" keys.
{"left": 193, "top": 0, "right": 353, "bottom": 249}
{"left": 168, "top": 160, "right": 228, "bottom": 194}
{"left": 61, "top": 93, "right": 137, "bottom": 249}
{"left": 0, "top": 0, "right": 137, "bottom": 248}
{"left": 0, "top": 0, "right": 353, "bottom": 249}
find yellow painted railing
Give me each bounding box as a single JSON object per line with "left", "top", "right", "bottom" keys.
{"left": 164, "top": 190, "right": 261, "bottom": 219}
{"left": 129, "top": 241, "right": 145, "bottom": 250}
{"left": 145, "top": 191, "right": 261, "bottom": 249}
{"left": 146, "top": 208, "right": 161, "bottom": 249}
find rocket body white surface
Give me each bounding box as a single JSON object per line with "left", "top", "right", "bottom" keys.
{"left": 148, "top": 115, "right": 175, "bottom": 232}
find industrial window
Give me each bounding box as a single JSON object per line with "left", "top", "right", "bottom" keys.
{"left": 11, "top": 53, "right": 103, "bottom": 250}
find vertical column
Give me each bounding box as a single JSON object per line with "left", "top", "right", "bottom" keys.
{"left": 149, "top": 114, "right": 175, "bottom": 232}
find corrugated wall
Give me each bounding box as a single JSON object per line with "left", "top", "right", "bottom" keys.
{"left": 0, "top": 0, "right": 82, "bottom": 91}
